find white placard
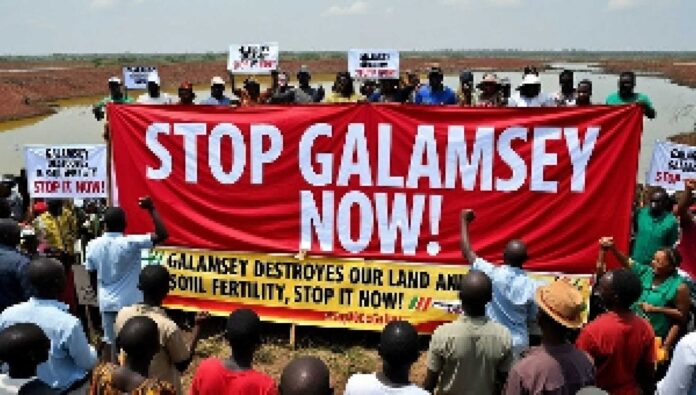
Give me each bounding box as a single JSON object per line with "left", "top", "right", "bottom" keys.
{"left": 227, "top": 43, "right": 279, "bottom": 74}
{"left": 646, "top": 140, "right": 696, "bottom": 190}
{"left": 25, "top": 144, "right": 108, "bottom": 199}
{"left": 73, "top": 264, "right": 97, "bottom": 306}
{"left": 123, "top": 66, "right": 158, "bottom": 90}
{"left": 348, "top": 49, "right": 399, "bottom": 79}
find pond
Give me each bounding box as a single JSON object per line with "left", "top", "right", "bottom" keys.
{"left": 1, "top": 68, "right": 695, "bottom": 182}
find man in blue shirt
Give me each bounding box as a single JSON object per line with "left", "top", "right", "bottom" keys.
{"left": 414, "top": 66, "right": 457, "bottom": 105}
{"left": 0, "top": 257, "right": 97, "bottom": 393}
{"left": 0, "top": 219, "right": 31, "bottom": 313}
{"left": 460, "top": 209, "right": 545, "bottom": 359}
{"left": 85, "top": 196, "right": 168, "bottom": 361}
{"left": 199, "top": 76, "right": 235, "bottom": 106}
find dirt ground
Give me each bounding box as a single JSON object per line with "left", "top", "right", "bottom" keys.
{"left": 2, "top": 55, "right": 696, "bottom": 122}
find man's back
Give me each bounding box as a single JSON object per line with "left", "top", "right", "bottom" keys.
{"left": 190, "top": 358, "right": 277, "bottom": 395}
{"left": 0, "top": 246, "right": 30, "bottom": 312}
{"left": 345, "top": 373, "right": 428, "bottom": 395}
{"left": 426, "top": 316, "right": 512, "bottom": 395}
{"left": 576, "top": 311, "right": 655, "bottom": 394}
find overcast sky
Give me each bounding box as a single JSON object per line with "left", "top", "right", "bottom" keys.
{"left": 1, "top": 0, "right": 693, "bottom": 55}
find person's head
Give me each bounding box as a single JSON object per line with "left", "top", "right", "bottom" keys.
{"left": 598, "top": 269, "right": 642, "bottom": 311}
{"left": 138, "top": 265, "right": 170, "bottom": 304}
{"left": 503, "top": 239, "right": 528, "bottom": 268}
{"left": 518, "top": 74, "right": 542, "bottom": 99}
{"left": 380, "top": 79, "right": 399, "bottom": 95}
{"left": 104, "top": 206, "right": 126, "bottom": 232}
{"left": 297, "top": 65, "right": 311, "bottom": 87}
{"left": 651, "top": 247, "right": 681, "bottom": 279}
{"left": 226, "top": 309, "right": 261, "bottom": 358}
{"left": 27, "top": 257, "right": 66, "bottom": 299}
{"left": 0, "top": 323, "right": 50, "bottom": 377}
{"left": 428, "top": 66, "right": 444, "bottom": 90}
{"left": 618, "top": 71, "right": 636, "bottom": 97}
{"left": 477, "top": 73, "right": 500, "bottom": 96}
{"left": 405, "top": 70, "right": 419, "bottom": 86}
{"left": 147, "top": 73, "right": 161, "bottom": 97}
{"left": 649, "top": 187, "right": 670, "bottom": 216}
{"left": 108, "top": 77, "right": 123, "bottom": 98}
{"left": 0, "top": 199, "right": 10, "bottom": 219}
{"left": 559, "top": 70, "right": 574, "bottom": 93}
{"left": 535, "top": 279, "right": 585, "bottom": 338}
{"left": 279, "top": 356, "right": 333, "bottom": 395}
{"left": 459, "top": 270, "right": 492, "bottom": 316}
{"left": 244, "top": 78, "right": 261, "bottom": 99}
{"left": 378, "top": 320, "right": 420, "bottom": 373}
{"left": 0, "top": 218, "right": 20, "bottom": 247}
{"left": 116, "top": 316, "right": 160, "bottom": 367}
{"left": 523, "top": 65, "right": 539, "bottom": 76}
{"left": 334, "top": 72, "right": 354, "bottom": 97}
{"left": 360, "top": 80, "right": 376, "bottom": 97}
{"left": 47, "top": 199, "right": 63, "bottom": 217}
{"left": 459, "top": 70, "right": 474, "bottom": 92}
{"left": 210, "top": 76, "right": 226, "bottom": 99}
{"left": 499, "top": 77, "right": 512, "bottom": 98}
{"left": 277, "top": 72, "right": 289, "bottom": 88}
{"left": 576, "top": 80, "right": 593, "bottom": 105}
{"left": 178, "top": 81, "right": 195, "bottom": 104}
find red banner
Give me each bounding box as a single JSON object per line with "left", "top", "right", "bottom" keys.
{"left": 109, "top": 103, "right": 641, "bottom": 274}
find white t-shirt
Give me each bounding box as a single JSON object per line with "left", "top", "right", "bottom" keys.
{"left": 0, "top": 374, "right": 36, "bottom": 394}
{"left": 507, "top": 92, "right": 556, "bottom": 107}
{"left": 344, "top": 373, "right": 429, "bottom": 395}
{"left": 136, "top": 93, "right": 174, "bottom": 105}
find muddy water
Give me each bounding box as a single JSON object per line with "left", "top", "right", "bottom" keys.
{"left": 1, "top": 70, "right": 695, "bottom": 181}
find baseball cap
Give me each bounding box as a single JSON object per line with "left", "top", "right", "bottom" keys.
{"left": 108, "top": 76, "right": 121, "bottom": 84}
{"left": 147, "top": 73, "right": 161, "bottom": 86}
{"left": 210, "top": 76, "right": 225, "bottom": 87}
{"left": 298, "top": 65, "right": 310, "bottom": 75}
{"left": 179, "top": 81, "right": 193, "bottom": 90}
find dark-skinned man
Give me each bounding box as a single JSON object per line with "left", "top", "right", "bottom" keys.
{"left": 0, "top": 258, "right": 97, "bottom": 394}
{"left": 606, "top": 71, "right": 656, "bottom": 119}
{"left": 345, "top": 321, "right": 428, "bottom": 394}
{"left": 85, "top": 196, "right": 168, "bottom": 362}
{"left": 424, "top": 270, "right": 512, "bottom": 394}
{"left": 414, "top": 66, "right": 456, "bottom": 105}
{"left": 0, "top": 322, "right": 56, "bottom": 394}
{"left": 115, "top": 265, "right": 208, "bottom": 395}
{"left": 279, "top": 356, "right": 333, "bottom": 395}
{"left": 632, "top": 186, "right": 678, "bottom": 267}
{"left": 199, "top": 76, "right": 233, "bottom": 106}
{"left": 576, "top": 79, "right": 593, "bottom": 106}
{"left": 136, "top": 73, "right": 174, "bottom": 105}
{"left": 552, "top": 69, "right": 577, "bottom": 106}
{"left": 92, "top": 76, "right": 133, "bottom": 121}
{"left": 460, "top": 209, "right": 545, "bottom": 359}
{"left": 0, "top": 219, "right": 31, "bottom": 313}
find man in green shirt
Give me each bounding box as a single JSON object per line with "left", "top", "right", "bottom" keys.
{"left": 631, "top": 187, "right": 678, "bottom": 267}
{"left": 92, "top": 77, "right": 133, "bottom": 121}
{"left": 605, "top": 71, "right": 656, "bottom": 119}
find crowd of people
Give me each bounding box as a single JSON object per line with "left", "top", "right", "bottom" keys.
{"left": 0, "top": 63, "right": 689, "bottom": 395}
{"left": 91, "top": 65, "right": 657, "bottom": 120}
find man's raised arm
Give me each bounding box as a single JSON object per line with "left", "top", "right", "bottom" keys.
{"left": 460, "top": 209, "right": 477, "bottom": 265}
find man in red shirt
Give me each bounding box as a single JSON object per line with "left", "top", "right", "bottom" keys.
{"left": 190, "top": 309, "right": 277, "bottom": 395}
{"left": 677, "top": 179, "right": 696, "bottom": 279}
{"left": 576, "top": 269, "right": 656, "bottom": 394}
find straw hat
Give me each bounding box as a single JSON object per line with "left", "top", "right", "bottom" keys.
{"left": 535, "top": 279, "right": 585, "bottom": 329}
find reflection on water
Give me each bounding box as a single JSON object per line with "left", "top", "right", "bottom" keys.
{"left": 1, "top": 70, "right": 695, "bottom": 182}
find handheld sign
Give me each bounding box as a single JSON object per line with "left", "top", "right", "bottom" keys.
{"left": 123, "top": 66, "right": 158, "bottom": 90}
{"left": 646, "top": 140, "right": 696, "bottom": 190}
{"left": 348, "top": 49, "right": 399, "bottom": 79}
{"left": 25, "top": 144, "right": 108, "bottom": 199}
{"left": 227, "top": 43, "right": 279, "bottom": 74}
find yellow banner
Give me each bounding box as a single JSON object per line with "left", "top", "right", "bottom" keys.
{"left": 145, "top": 247, "right": 592, "bottom": 332}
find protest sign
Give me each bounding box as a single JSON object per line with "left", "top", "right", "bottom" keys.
{"left": 72, "top": 264, "right": 97, "bottom": 306}
{"left": 25, "top": 144, "right": 107, "bottom": 199}
{"left": 123, "top": 66, "right": 158, "bottom": 90}
{"left": 109, "top": 103, "right": 642, "bottom": 331}
{"left": 646, "top": 140, "right": 696, "bottom": 190}
{"left": 348, "top": 49, "right": 399, "bottom": 79}
{"left": 227, "top": 43, "right": 279, "bottom": 74}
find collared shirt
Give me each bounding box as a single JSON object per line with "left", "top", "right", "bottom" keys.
{"left": 504, "top": 344, "right": 595, "bottom": 395}
{"left": 115, "top": 304, "right": 189, "bottom": 395}
{"left": 507, "top": 92, "right": 556, "bottom": 107}
{"left": 85, "top": 232, "right": 152, "bottom": 312}
{"left": 631, "top": 207, "right": 679, "bottom": 267}
{"left": 414, "top": 85, "right": 457, "bottom": 105}
{"left": 606, "top": 92, "right": 654, "bottom": 109}
{"left": 0, "top": 298, "right": 97, "bottom": 391}
{"left": 345, "top": 373, "right": 429, "bottom": 395}
{"left": 136, "top": 93, "right": 175, "bottom": 105}
{"left": 190, "top": 358, "right": 277, "bottom": 395}
{"left": 658, "top": 331, "right": 696, "bottom": 395}
{"left": 472, "top": 257, "right": 545, "bottom": 354}
{"left": 199, "top": 96, "right": 233, "bottom": 106}
{"left": 0, "top": 245, "right": 31, "bottom": 312}
{"left": 426, "top": 315, "right": 513, "bottom": 395}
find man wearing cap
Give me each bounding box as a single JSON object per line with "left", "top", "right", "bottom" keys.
{"left": 504, "top": 279, "right": 595, "bottom": 394}
{"left": 414, "top": 66, "right": 456, "bottom": 105}
{"left": 176, "top": 81, "right": 196, "bottom": 105}
{"left": 476, "top": 73, "right": 503, "bottom": 107}
{"left": 606, "top": 71, "right": 656, "bottom": 119}
{"left": 136, "top": 73, "right": 174, "bottom": 105}
{"left": 508, "top": 74, "right": 556, "bottom": 107}
{"left": 199, "top": 76, "right": 234, "bottom": 106}
{"left": 92, "top": 77, "right": 132, "bottom": 121}
{"left": 457, "top": 71, "right": 475, "bottom": 106}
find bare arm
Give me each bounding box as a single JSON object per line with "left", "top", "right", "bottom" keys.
{"left": 637, "top": 359, "right": 656, "bottom": 394}
{"left": 460, "top": 209, "right": 477, "bottom": 265}
{"left": 139, "top": 197, "right": 168, "bottom": 245}
{"left": 647, "top": 284, "right": 691, "bottom": 349}
{"left": 678, "top": 179, "right": 695, "bottom": 227}
{"left": 174, "top": 312, "right": 209, "bottom": 372}
{"left": 423, "top": 370, "right": 439, "bottom": 393}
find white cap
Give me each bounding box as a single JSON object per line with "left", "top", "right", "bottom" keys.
{"left": 108, "top": 76, "right": 121, "bottom": 84}
{"left": 147, "top": 73, "right": 161, "bottom": 86}
{"left": 210, "top": 76, "right": 225, "bottom": 86}
{"left": 519, "top": 74, "right": 542, "bottom": 86}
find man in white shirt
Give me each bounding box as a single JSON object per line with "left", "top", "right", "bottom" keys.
{"left": 508, "top": 74, "right": 556, "bottom": 107}
{"left": 345, "top": 320, "right": 428, "bottom": 395}
{"left": 657, "top": 331, "right": 696, "bottom": 394}
{"left": 136, "top": 74, "right": 174, "bottom": 105}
